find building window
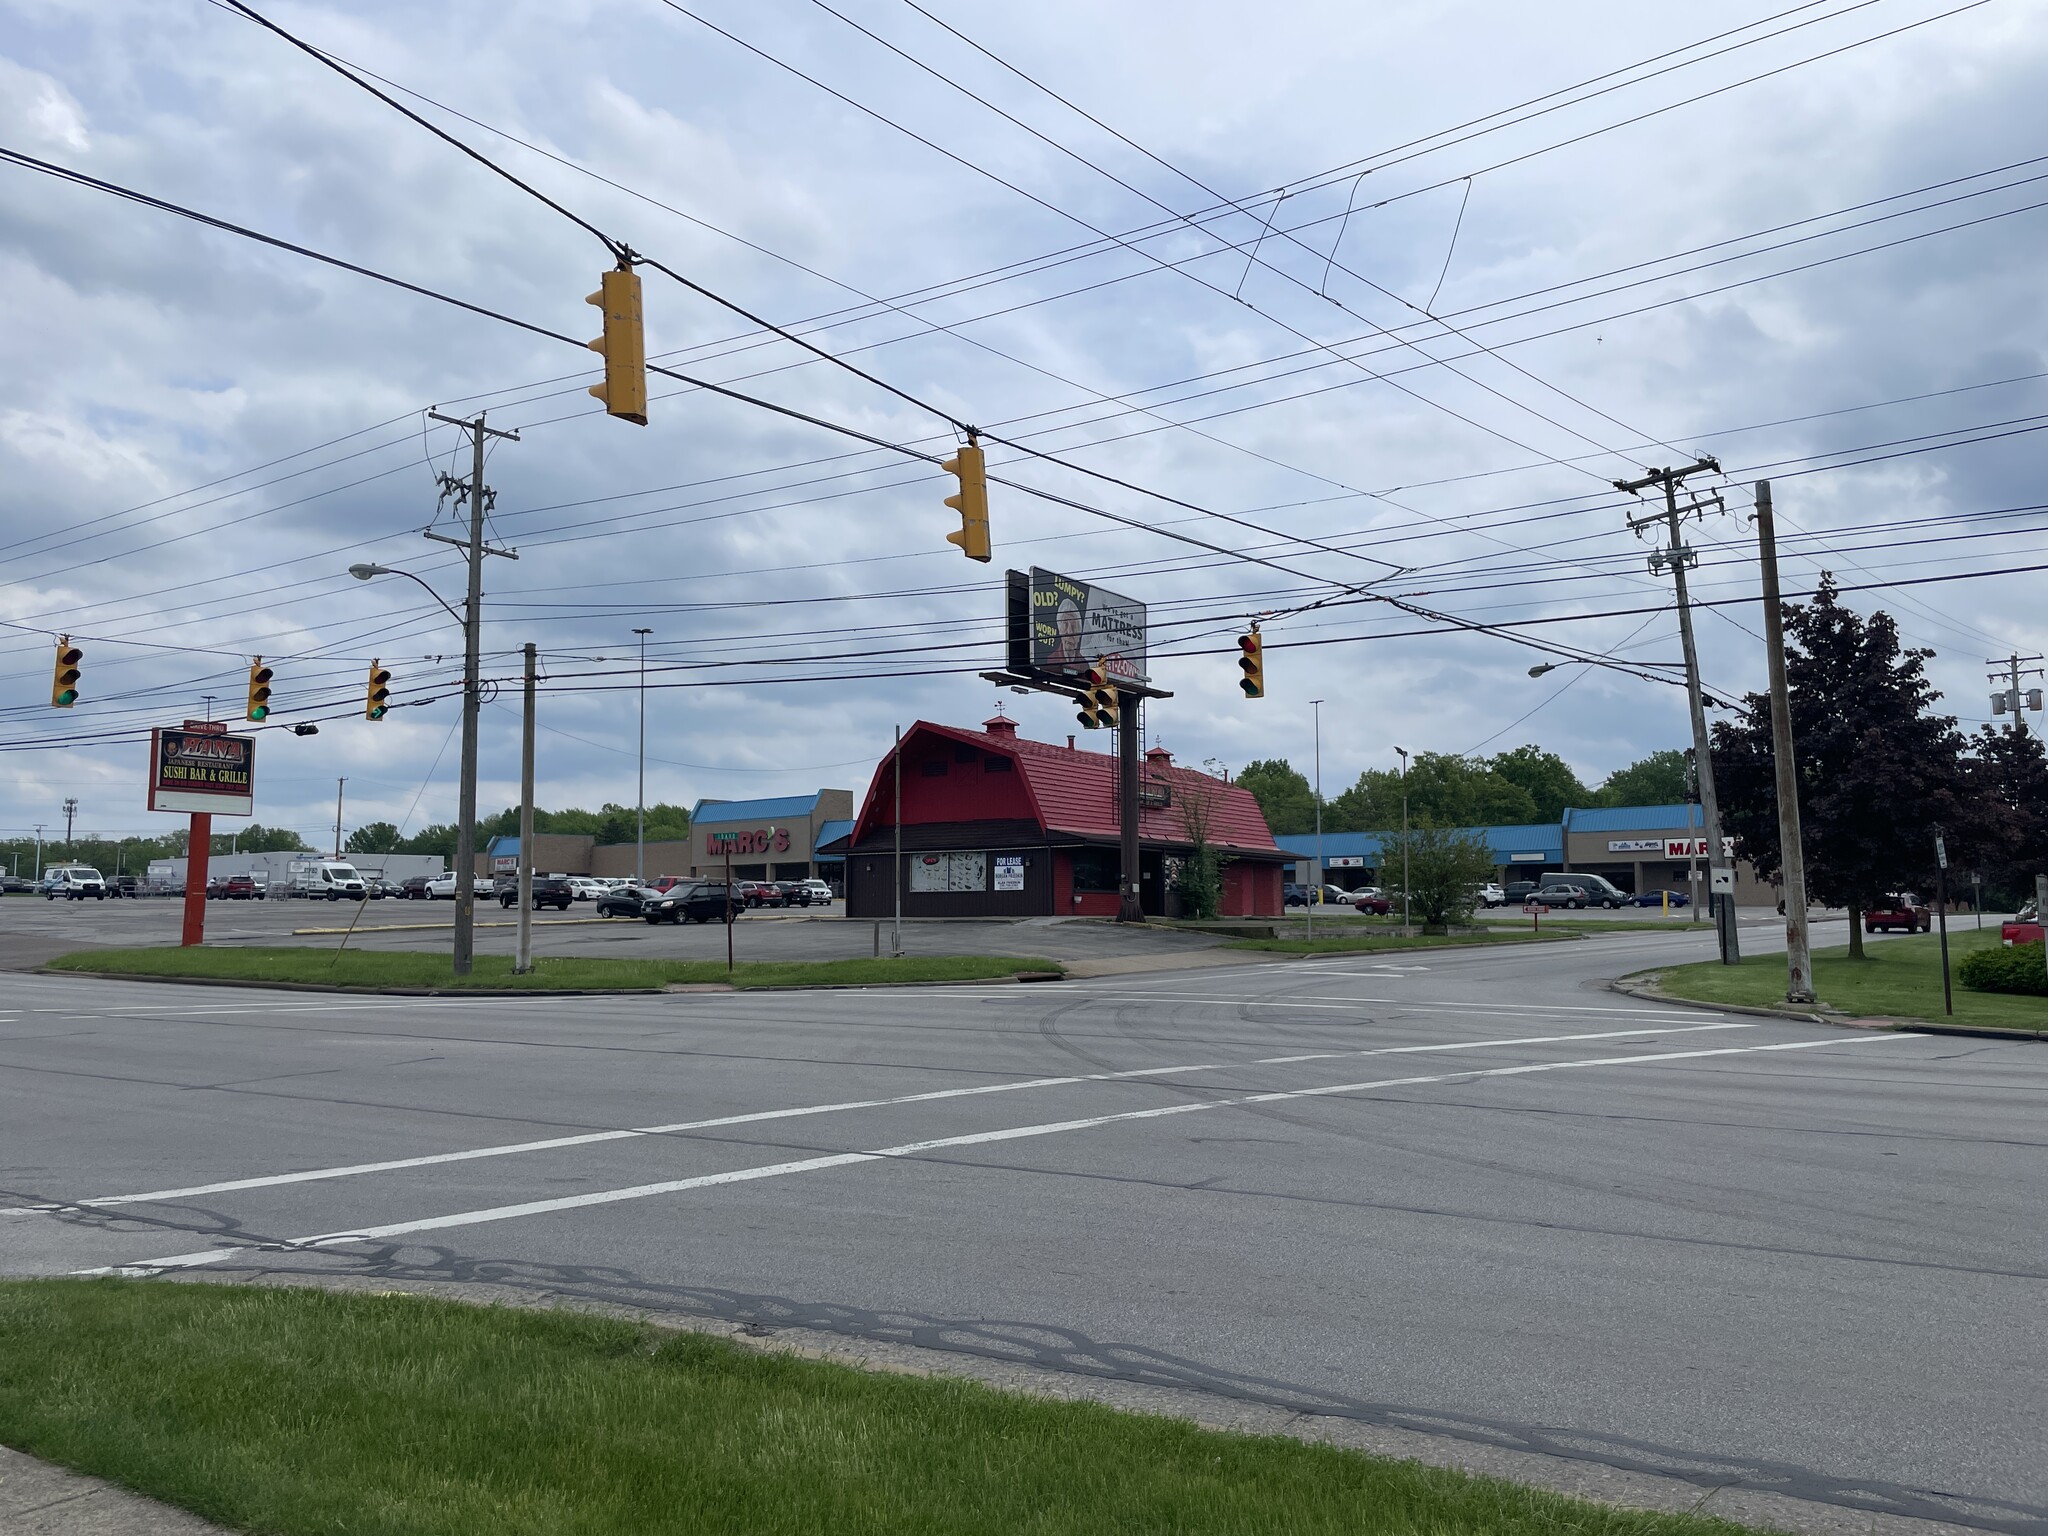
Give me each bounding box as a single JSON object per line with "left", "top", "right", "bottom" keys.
{"left": 983, "top": 755, "right": 1012, "bottom": 772}
{"left": 1071, "top": 847, "right": 1120, "bottom": 892}
{"left": 953, "top": 744, "right": 979, "bottom": 764}
{"left": 920, "top": 760, "right": 947, "bottom": 777}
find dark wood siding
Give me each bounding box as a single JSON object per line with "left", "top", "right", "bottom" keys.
{"left": 847, "top": 840, "right": 1055, "bottom": 918}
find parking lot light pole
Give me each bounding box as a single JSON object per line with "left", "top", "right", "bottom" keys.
{"left": 1309, "top": 700, "right": 1324, "bottom": 942}
{"left": 633, "top": 627, "right": 652, "bottom": 885}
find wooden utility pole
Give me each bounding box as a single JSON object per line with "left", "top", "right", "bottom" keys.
{"left": 1755, "top": 482, "right": 1814, "bottom": 1003}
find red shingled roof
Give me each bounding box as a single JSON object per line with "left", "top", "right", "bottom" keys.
{"left": 849, "top": 719, "right": 1280, "bottom": 854}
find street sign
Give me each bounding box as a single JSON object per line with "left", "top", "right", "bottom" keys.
{"left": 147, "top": 727, "right": 255, "bottom": 817}
{"left": 1711, "top": 868, "right": 1734, "bottom": 893}
{"left": 1935, "top": 833, "right": 1948, "bottom": 870}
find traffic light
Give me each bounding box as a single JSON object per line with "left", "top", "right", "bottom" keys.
{"left": 50, "top": 636, "right": 82, "bottom": 708}
{"left": 246, "top": 657, "right": 274, "bottom": 722}
{"left": 1237, "top": 628, "right": 1264, "bottom": 698}
{"left": 365, "top": 659, "right": 392, "bottom": 720}
{"left": 586, "top": 266, "right": 648, "bottom": 425}
{"left": 1075, "top": 659, "right": 1119, "bottom": 730}
{"left": 942, "top": 435, "right": 991, "bottom": 562}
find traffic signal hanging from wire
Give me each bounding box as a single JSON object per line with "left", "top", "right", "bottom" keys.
{"left": 245, "top": 658, "right": 274, "bottom": 722}
{"left": 1237, "top": 628, "right": 1264, "bottom": 698}
{"left": 1076, "top": 659, "right": 1119, "bottom": 729}
{"left": 942, "top": 435, "right": 991, "bottom": 562}
{"left": 365, "top": 660, "right": 392, "bottom": 720}
{"left": 50, "top": 636, "right": 81, "bottom": 708}
{"left": 586, "top": 265, "right": 648, "bottom": 424}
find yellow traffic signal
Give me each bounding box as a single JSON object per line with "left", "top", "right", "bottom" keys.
{"left": 50, "top": 636, "right": 82, "bottom": 708}
{"left": 246, "top": 657, "right": 274, "bottom": 722}
{"left": 942, "top": 436, "right": 991, "bottom": 562}
{"left": 1076, "top": 659, "right": 1118, "bottom": 729}
{"left": 1237, "top": 629, "right": 1264, "bottom": 698}
{"left": 365, "top": 660, "right": 392, "bottom": 720}
{"left": 586, "top": 266, "right": 648, "bottom": 425}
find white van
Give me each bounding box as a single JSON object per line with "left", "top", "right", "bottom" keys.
{"left": 42, "top": 865, "right": 106, "bottom": 900}
{"left": 286, "top": 860, "right": 368, "bottom": 901}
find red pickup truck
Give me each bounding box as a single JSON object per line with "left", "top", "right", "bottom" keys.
{"left": 2002, "top": 903, "right": 2043, "bottom": 946}
{"left": 1864, "top": 893, "right": 1931, "bottom": 934}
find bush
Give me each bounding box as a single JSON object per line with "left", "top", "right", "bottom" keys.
{"left": 1956, "top": 941, "right": 2048, "bottom": 996}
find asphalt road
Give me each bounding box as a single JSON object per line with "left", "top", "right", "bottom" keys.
{"left": 3, "top": 923, "right": 2041, "bottom": 1533}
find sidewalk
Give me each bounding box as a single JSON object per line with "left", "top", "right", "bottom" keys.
{"left": 0, "top": 1444, "right": 228, "bottom": 1534}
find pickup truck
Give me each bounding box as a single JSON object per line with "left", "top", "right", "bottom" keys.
{"left": 1864, "top": 893, "right": 1931, "bottom": 934}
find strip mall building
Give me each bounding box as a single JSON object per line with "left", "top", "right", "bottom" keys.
{"left": 821, "top": 715, "right": 1287, "bottom": 918}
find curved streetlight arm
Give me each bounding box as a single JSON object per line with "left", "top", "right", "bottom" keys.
{"left": 349, "top": 563, "right": 464, "bottom": 629}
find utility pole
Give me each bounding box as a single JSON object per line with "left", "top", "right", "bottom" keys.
{"left": 33, "top": 825, "right": 44, "bottom": 881}
{"left": 1309, "top": 700, "right": 1324, "bottom": 941}
{"left": 1755, "top": 482, "right": 1814, "bottom": 1003}
{"left": 333, "top": 778, "right": 346, "bottom": 859}
{"left": 1986, "top": 652, "right": 2044, "bottom": 734}
{"left": 427, "top": 410, "right": 520, "bottom": 976}
{"left": 892, "top": 724, "right": 903, "bottom": 957}
{"left": 634, "top": 627, "right": 652, "bottom": 885}
{"left": 516, "top": 642, "right": 536, "bottom": 976}
{"left": 62, "top": 797, "right": 77, "bottom": 848}
{"left": 1396, "top": 746, "right": 1411, "bottom": 933}
{"left": 1117, "top": 692, "right": 1143, "bottom": 922}
{"left": 1618, "top": 456, "right": 1738, "bottom": 964}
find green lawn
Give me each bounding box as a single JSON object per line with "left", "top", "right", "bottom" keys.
{"left": 1650, "top": 926, "right": 2048, "bottom": 1034}
{"left": 0, "top": 1281, "right": 1764, "bottom": 1536}
{"left": 1230, "top": 930, "right": 1573, "bottom": 954}
{"left": 1478, "top": 916, "right": 1705, "bottom": 935}
{"left": 44, "top": 946, "right": 1059, "bottom": 992}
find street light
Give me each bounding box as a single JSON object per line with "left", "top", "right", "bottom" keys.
{"left": 634, "top": 627, "right": 653, "bottom": 885}
{"left": 1309, "top": 700, "right": 1324, "bottom": 942}
{"left": 349, "top": 560, "right": 481, "bottom": 975}
{"left": 1394, "top": 747, "right": 1410, "bottom": 933}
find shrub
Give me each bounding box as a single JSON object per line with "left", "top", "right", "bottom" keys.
{"left": 1956, "top": 941, "right": 2048, "bottom": 996}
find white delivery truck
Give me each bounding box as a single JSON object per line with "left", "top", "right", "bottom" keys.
{"left": 285, "top": 859, "right": 368, "bottom": 901}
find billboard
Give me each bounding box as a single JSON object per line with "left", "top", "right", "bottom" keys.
{"left": 1019, "top": 567, "right": 1147, "bottom": 682}
{"left": 148, "top": 726, "right": 255, "bottom": 817}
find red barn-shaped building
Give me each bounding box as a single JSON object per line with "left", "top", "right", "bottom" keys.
{"left": 828, "top": 715, "right": 1285, "bottom": 919}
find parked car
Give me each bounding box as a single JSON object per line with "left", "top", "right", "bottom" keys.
{"left": 1630, "top": 888, "right": 1691, "bottom": 908}
{"left": 736, "top": 880, "right": 783, "bottom": 908}
{"left": 566, "top": 877, "right": 609, "bottom": 902}
{"left": 1504, "top": 879, "right": 1540, "bottom": 904}
{"left": 643, "top": 880, "right": 739, "bottom": 924}
{"left": 2002, "top": 901, "right": 2042, "bottom": 946}
{"left": 399, "top": 875, "right": 434, "bottom": 900}
{"left": 794, "top": 879, "right": 834, "bottom": 906}
{"left": 286, "top": 860, "right": 368, "bottom": 901}
{"left": 1351, "top": 889, "right": 1393, "bottom": 915}
{"left": 1533, "top": 874, "right": 1627, "bottom": 910}
{"left": 1, "top": 874, "right": 35, "bottom": 894}
{"left": 1865, "top": 892, "right": 1931, "bottom": 934}
{"left": 500, "top": 874, "right": 574, "bottom": 911}
{"left": 41, "top": 866, "right": 106, "bottom": 900}
{"left": 1476, "top": 883, "right": 1505, "bottom": 908}
{"left": 209, "top": 873, "right": 261, "bottom": 900}
{"left": 596, "top": 885, "right": 661, "bottom": 919}
{"left": 425, "top": 872, "right": 460, "bottom": 899}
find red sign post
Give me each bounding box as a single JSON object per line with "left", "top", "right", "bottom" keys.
{"left": 149, "top": 721, "right": 256, "bottom": 947}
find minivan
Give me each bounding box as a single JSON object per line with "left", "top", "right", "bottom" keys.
{"left": 42, "top": 865, "right": 107, "bottom": 900}
{"left": 1533, "top": 873, "right": 1629, "bottom": 909}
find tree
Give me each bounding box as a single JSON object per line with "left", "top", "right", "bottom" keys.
{"left": 1383, "top": 822, "right": 1496, "bottom": 933}
{"left": 1235, "top": 759, "right": 1316, "bottom": 836}
{"left": 1327, "top": 754, "right": 1538, "bottom": 833}
{"left": 346, "top": 821, "right": 401, "bottom": 854}
{"left": 1962, "top": 725, "right": 2048, "bottom": 906}
{"left": 1712, "top": 576, "right": 1969, "bottom": 959}
{"left": 1326, "top": 768, "right": 1397, "bottom": 833}
{"left": 1593, "top": 750, "right": 1691, "bottom": 807}
{"left": 221, "top": 823, "right": 310, "bottom": 853}
{"left": 1170, "top": 763, "right": 1230, "bottom": 919}
{"left": 1487, "top": 744, "right": 1589, "bottom": 823}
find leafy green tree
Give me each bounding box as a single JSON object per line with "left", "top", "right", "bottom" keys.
{"left": 1593, "top": 750, "right": 1691, "bottom": 807}
{"left": 345, "top": 821, "right": 401, "bottom": 854}
{"left": 1328, "top": 754, "right": 1538, "bottom": 832}
{"left": 213, "top": 823, "right": 309, "bottom": 854}
{"left": 1487, "top": 745, "right": 1590, "bottom": 823}
{"left": 1234, "top": 759, "right": 1316, "bottom": 836}
{"left": 1712, "top": 577, "right": 1968, "bottom": 959}
{"left": 1384, "top": 822, "right": 1497, "bottom": 933}
{"left": 1325, "top": 768, "right": 1396, "bottom": 833}
{"left": 1961, "top": 725, "right": 2048, "bottom": 907}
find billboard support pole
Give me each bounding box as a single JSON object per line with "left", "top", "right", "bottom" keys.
{"left": 1117, "top": 690, "right": 1142, "bottom": 923}
{"left": 181, "top": 812, "right": 212, "bottom": 947}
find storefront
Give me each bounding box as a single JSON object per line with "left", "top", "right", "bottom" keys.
{"left": 681, "top": 790, "right": 856, "bottom": 882}
{"left": 824, "top": 715, "right": 1286, "bottom": 919}
{"left": 1278, "top": 824, "right": 1561, "bottom": 888}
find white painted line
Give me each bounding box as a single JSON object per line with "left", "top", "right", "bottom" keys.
{"left": 8, "top": 1024, "right": 1752, "bottom": 1217}
{"left": 85, "top": 1030, "right": 1920, "bottom": 1277}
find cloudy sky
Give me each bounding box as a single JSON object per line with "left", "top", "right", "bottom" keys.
{"left": 2, "top": 0, "right": 2043, "bottom": 847}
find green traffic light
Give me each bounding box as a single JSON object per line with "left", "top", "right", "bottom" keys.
{"left": 55, "top": 688, "right": 77, "bottom": 706}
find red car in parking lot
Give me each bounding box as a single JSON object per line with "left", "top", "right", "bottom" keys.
{"left": 1864, "top": 893, "right": 1931, "bottom": 934}
{"left": 2002, "top": 902, "right": 2042, "bottom": 946}
{"left": 1349, "top": 888, "right": 1393, "bottom": 915}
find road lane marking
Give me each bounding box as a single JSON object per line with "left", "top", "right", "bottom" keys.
{"left": 7, "top": 1024, "right": 1752, "bottom": 1217}
{"left": 81, "top": 1031, "right": 1918, "bottom": 1277}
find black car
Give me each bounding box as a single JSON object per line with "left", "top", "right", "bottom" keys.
{"left": 643, "top": 881, "right": 739, "bottom": 925}
{"left": 596, "top": 886, "right": 666, "bottom": 919}
{"left": 400, "top": 875, "right": 433, "bottom": 900}
{"left": 499, "top": 874, "right": 574, "bottom": 911}
{"left": 1283, "top": 882, "right": 1308, "bottom": 907}
{"left": 1503, "top": 880, "right": 1540, "bottom": 903}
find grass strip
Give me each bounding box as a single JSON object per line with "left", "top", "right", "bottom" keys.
{"left": 1228, "top": 931, "right": 1573, "bottom": 954}
{"left": 1478, "top": 917, "right": 1706, "bottom": 934}
{"left": 44, "top": 946, "right": 1058, "bottom": 992}
{"left": 1649, "top": 927, "right": 2047, "bottom": 1034}
{"left": 0, "top": 1280, "right": 1764, "bottom": 1536}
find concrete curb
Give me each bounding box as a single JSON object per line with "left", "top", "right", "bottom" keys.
{"left": 1610, "top": 973, "right": 2046, "bottom": 1042}
{"left": 30, "top": 966, "right": 1064, "bottom": 999}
